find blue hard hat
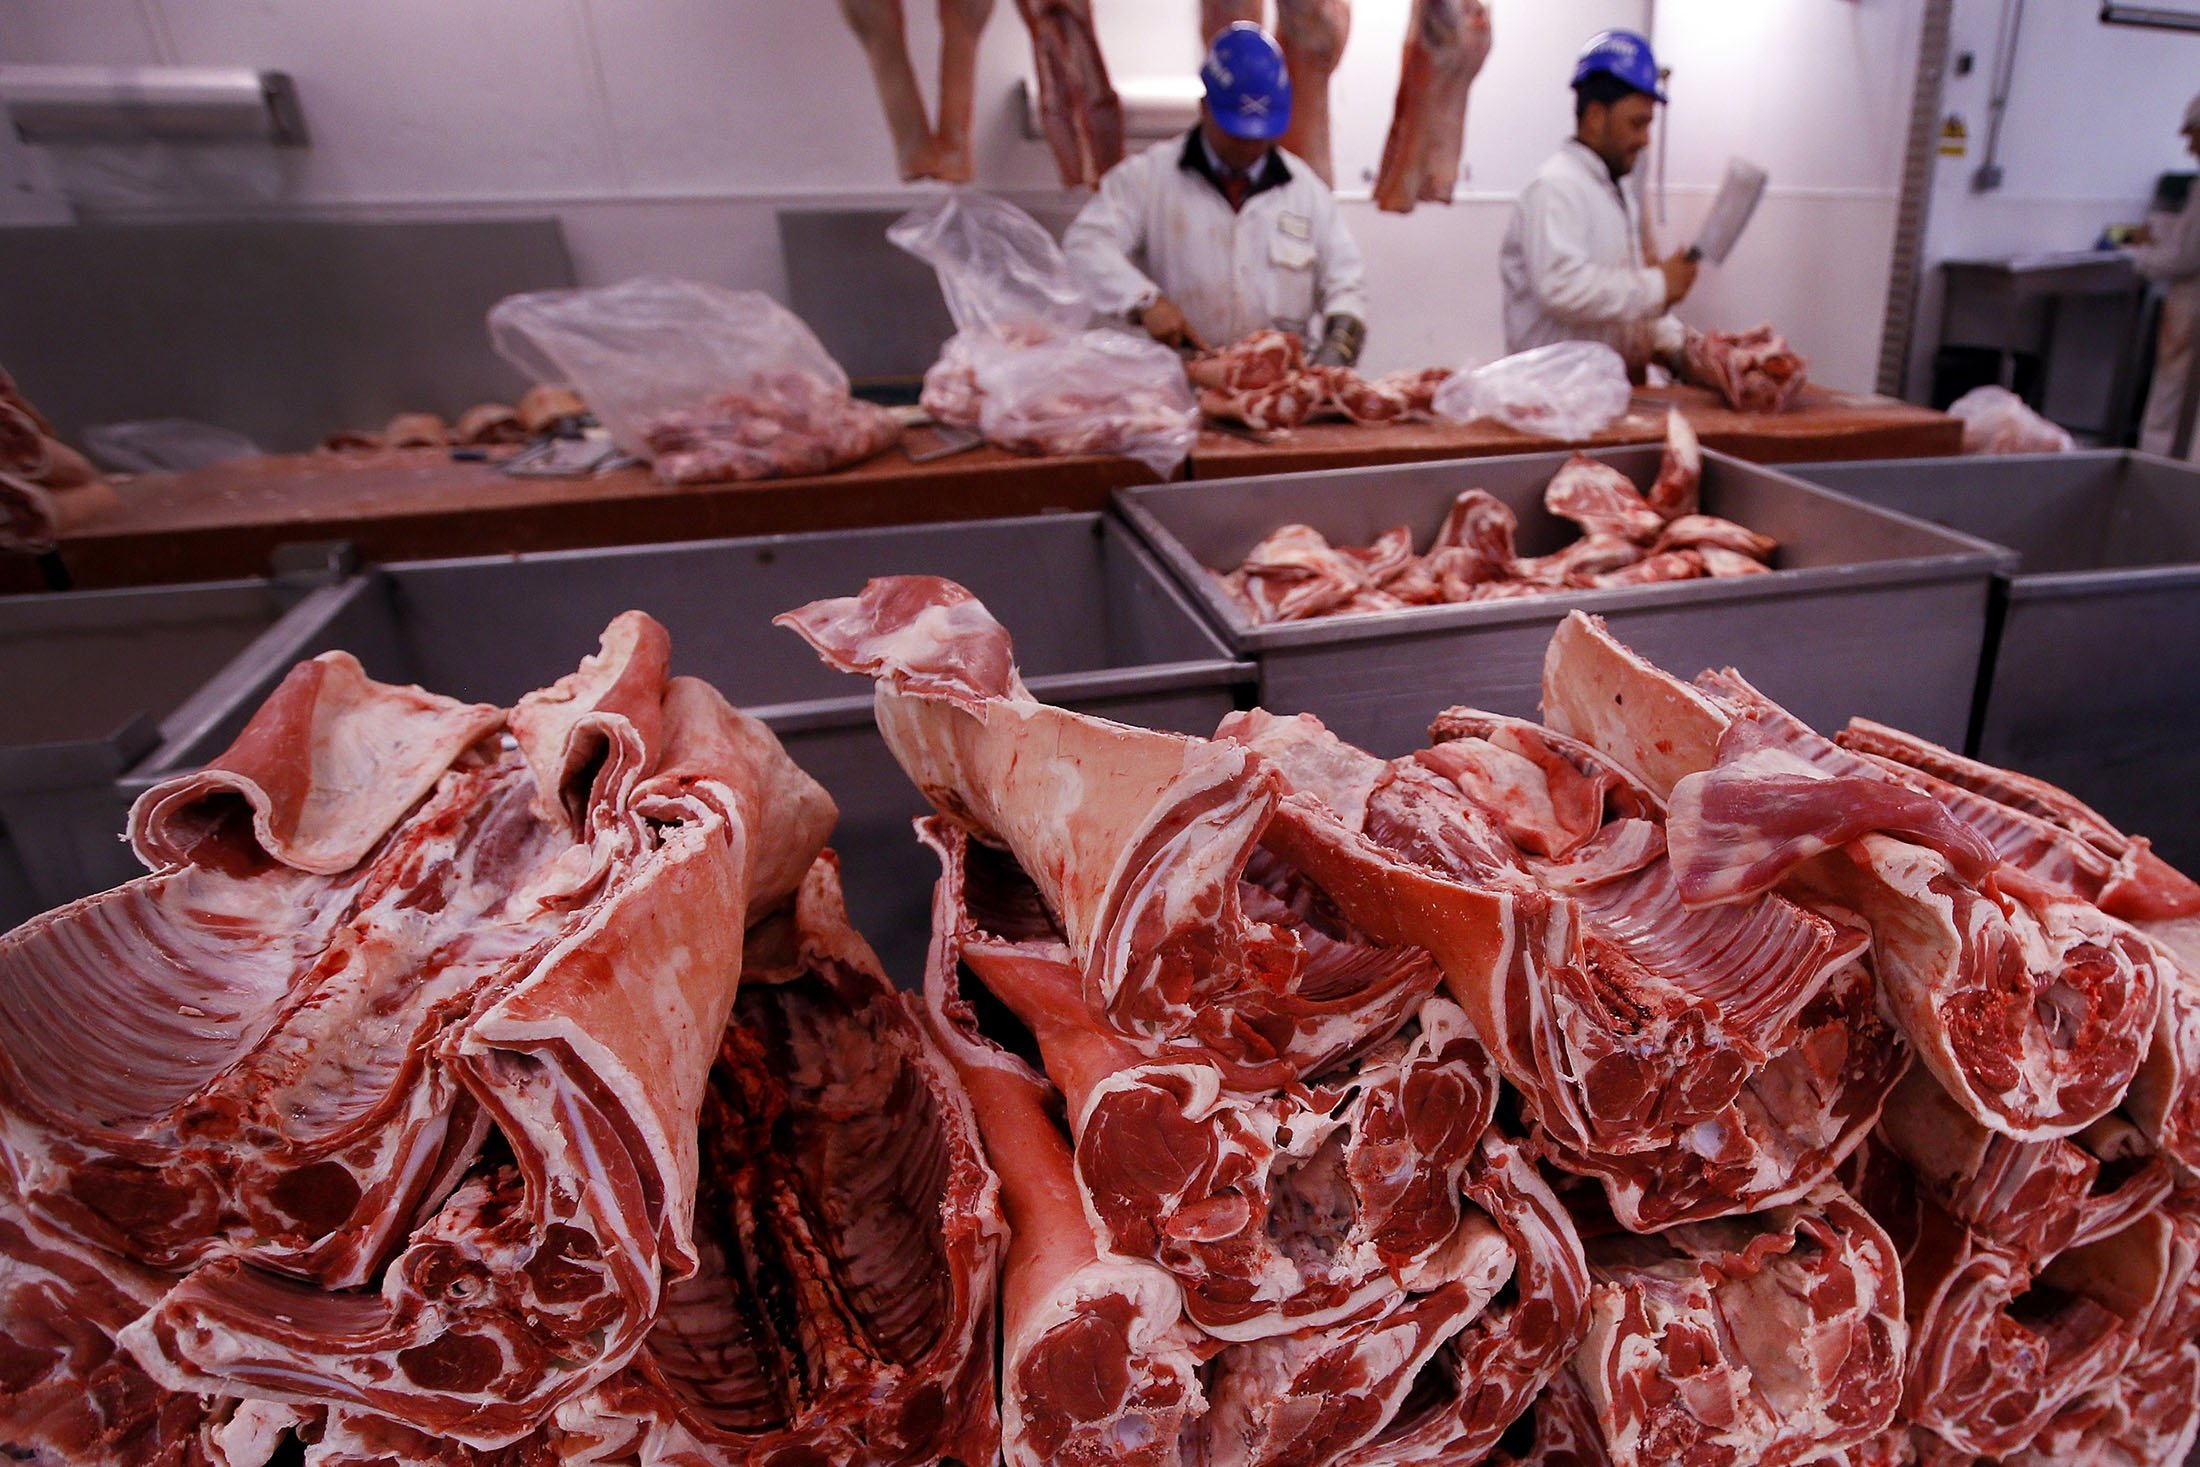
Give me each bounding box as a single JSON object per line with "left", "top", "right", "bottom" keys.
{"left": 1572, "top": 29, "right": 1666, "bottom": 103}
{"left": 1201, "top": 22, "right": 1293, "bottom": 141}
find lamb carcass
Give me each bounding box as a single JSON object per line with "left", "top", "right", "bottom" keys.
{"left": 1277, "top": 0, "right": 1352, "bottom": 185}
{"left": 1231, "top": 706, "right": 1903, "bottom": 1231}
{"left": 837, "top": 0, "right": 997, "bottom": 182}
{"left": 1015, "top": 0, "right": 1125, "bottom": 187}
{"left": 1372, "top": 0, "right": 1493, "bottom": 213}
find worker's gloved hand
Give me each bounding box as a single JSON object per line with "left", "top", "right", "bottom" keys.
{"left": 1659, "top": 250, "right": 1701, "bottom": 308}
{"left": 1311, "top": 314, "right": 1367, "bottom": 369}
{"left": 1136, "top": 297, "right": 1207, "bottom": 352}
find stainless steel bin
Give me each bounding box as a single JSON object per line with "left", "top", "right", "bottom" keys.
{"left": 1117, "top": 446, "right": 2012, "bottom": 759}
{"left": 1794, "top": 451, "right": 2200, "bottom": 874}
{"left": 136, "top": 515, "right": 1251, "bottom": 983}
{"left": 0, "top": 576, "right": 359, "bottom": 929}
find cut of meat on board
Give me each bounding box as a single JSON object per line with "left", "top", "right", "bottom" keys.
{"left": 0, "top": 612, "right": 840, "bottom": 1458}
{"left": 1681, "top": 324, "right": 1809, "bottom": 415}
{"left": 552, "top": 855, "right": 1005, "bottom": 1467}
{"left": 1574, "top": 1188, "right": 1907, "bottom": 1467}
{"left": 777, "top": 574, "right": 1517, "bottom": 1093}
{"left": 835, "top": 0, "right": 997, "bottom": 182}
{"left": 1015, "top": 0, "right": 1125, "bottom": 187}
{"left": 1373, "top": 0, "right": 1493, "bottom": 213}
{"left": 1189, "top": 331, "right": 1455, "bottom": 433}
{"left": 1276, "top": 0, "right": 1352, "bottom": 185}
{"left": 1540, "top": 611, "right": 2164, "bottom": 1147}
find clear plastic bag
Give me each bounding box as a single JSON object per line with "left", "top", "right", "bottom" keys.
{"left": 976, "top": 329, "right": 1197, "bottom": 479}
{"left": 888, "top": 190, "right": 1090, "bottom": 339}
{"left": 1433, "top": 341, "right": 1633, "bottom": 441}
{"left": 891, "top": 192, "right": 1095, "bottom": 432}
{"left": 1947, "top": 386, "right": 2075, "bottom": 456}
{"left": 488, "top": 278, "right": 897, "bottom": 481}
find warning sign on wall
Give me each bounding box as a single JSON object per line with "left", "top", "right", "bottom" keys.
{"left": 1939, "top": 114, "right": 1969, "bottom": 158}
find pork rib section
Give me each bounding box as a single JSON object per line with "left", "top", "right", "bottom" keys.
{"left": 1540, "top": 610, "right": 2162, "bottom": 1144}
{"left": 566, "top": 854, "right": 1004, "bottom": 1467}
{"left": 1016, "top": 0, "right": 1125, "bottom": 187}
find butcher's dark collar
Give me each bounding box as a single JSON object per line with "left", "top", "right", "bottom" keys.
{"left": 1180, "top": 126, "right": 1291, "bottom": 202}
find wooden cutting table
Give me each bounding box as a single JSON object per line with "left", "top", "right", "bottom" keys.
{"left": 45, "top": 428, "right": 1164, "bottom": 590}
{"left": 1188, "top": 385, "right": 1961, "bottom": 479}
{"left": 30, "top": 386, "right": 1960, "bottom": 591}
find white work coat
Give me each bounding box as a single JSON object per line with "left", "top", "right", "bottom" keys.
{"left": 2130, "top": 188, "right": 2200, "bottom": 459}
{"left": 1065, "top": 131, "right": 1369, "bottom": 349}
{"left": 1500, "top": 139, "right": 1684, "bottom": 367}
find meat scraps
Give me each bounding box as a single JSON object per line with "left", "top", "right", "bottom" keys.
{"left": 1215, "top": 412, "right": 1769, "bottom": 624}
{"left": 638, "top": 371, "right": 901, "bottom": 485}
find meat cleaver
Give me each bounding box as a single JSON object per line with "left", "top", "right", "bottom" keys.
{"left": 1688, "top": 159, "right": 1769, "bottom": 265}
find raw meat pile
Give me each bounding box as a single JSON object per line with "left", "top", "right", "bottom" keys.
{"left": 0, "top": 365, "right": 117, "bottom": 554}
{"left": 1193, "top": 329, "right": 1455, "bottom": 432}
{"left": 781, "top": 576, "right": 1592, "bottom": 1466}
{"left": 0, "top": 612, "right": 1004, "bottom": 1466}
{"left": 781, "top": 573, "right": 2200, "bottom": 1467}
{"left": 637, "top": 371, "right": 902, "bottom": 485}
{"left": 1217, "top": 410, "right": 1778, "bottom": 624}
{"left": 1681, "top": 323, "right": 1810, "bottom": 415}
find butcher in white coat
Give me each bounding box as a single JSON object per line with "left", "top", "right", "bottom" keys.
{"left": 1065, "top": 22, "right": 1369, "bottom": 365}
{"left": 1500, "top": 29, "right": 1698, "bottom": 374}
{"left": 2127, "top": 91, "right": 2200, "bottom": 460}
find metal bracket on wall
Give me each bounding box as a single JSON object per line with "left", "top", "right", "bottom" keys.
{"left": 2100, "top": 4, "right": 2200, "bottom": 31}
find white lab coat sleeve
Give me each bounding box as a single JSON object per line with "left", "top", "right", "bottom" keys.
{"left": 2129, "top": 199, "right": 2200, "bottom": 283}
{"left": 1065, "top": 155, "right": 1164, "bottom": 316}
{"left": 1313, "top": 193, "right": 1369, "bottom": 325}
{"left": 1518, "top": 177, "right": 1669, "bottom": 328}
